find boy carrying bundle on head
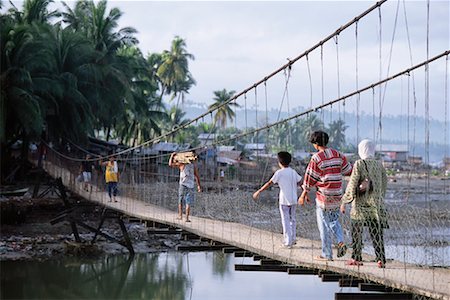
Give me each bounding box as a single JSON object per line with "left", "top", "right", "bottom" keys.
{"left": 169, "top": 151, "right": 202, "bottom": 222}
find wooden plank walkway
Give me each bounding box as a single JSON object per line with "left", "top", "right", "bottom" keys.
{"left": 43, "top": 161, "right": 450, "bottom": 300}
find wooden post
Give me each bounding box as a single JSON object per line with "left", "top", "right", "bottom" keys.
{"left": 56, "top": 177, "right": 81, "bottom": 242}
{"left": 117, "top": 216, "right": 135, "bottom": 256}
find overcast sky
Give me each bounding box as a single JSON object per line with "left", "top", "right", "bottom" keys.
{"left": 106, "top": 1, "right": 450, "bottom": 121}
{"left": 5, "top": 1, "right": 450, "bottom": 120}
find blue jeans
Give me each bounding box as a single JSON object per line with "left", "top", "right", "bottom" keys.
{"left": 279, "top": 205, "right": 297, "bottom": 246}
{"left": 107, "top": 182, "right": 118, "bottom": 199}
{"left": 316, "top": 206, "right": 344, "bottom": 259}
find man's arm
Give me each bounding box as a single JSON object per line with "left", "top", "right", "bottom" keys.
{"left": 168, "top": 152, "right": 179, "bottom": 168}
{"left": 298, "top": 189, "right": 310, "bottom": 205}
{"left": 298, "top": 160, "right": 318, "bottom": 205}
{"left": 194, "top": 164, "right": 202, "bottom": 192}
{"left": 341, "top": 154, "right": 353, "bottom": 176}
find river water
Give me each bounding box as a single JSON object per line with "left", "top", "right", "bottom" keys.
{"left": 1, "top": 251, "right": 358, "bottom": 300}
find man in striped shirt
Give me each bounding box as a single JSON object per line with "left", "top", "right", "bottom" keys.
{"left": 298, "top": 131, "right": 352, "bottom": 261}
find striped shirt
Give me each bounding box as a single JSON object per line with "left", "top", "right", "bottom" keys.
{"left": 302, "top": 148, "right": 352, "bottom": 209}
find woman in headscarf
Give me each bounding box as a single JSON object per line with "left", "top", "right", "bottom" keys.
{"left": 341, "top": 139, "right": 388, "bottom": 268}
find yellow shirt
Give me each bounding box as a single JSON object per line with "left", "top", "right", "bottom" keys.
{"left": 105, "top": 161, "right": 118, "bottom": 183}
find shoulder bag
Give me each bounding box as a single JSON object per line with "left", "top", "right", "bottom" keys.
{"left": 356, "top": 160, "right": 373, "bottom": 196}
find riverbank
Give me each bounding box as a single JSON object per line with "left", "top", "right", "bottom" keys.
{"left": 0, "top": 196, "right": 207, "bottom": 261}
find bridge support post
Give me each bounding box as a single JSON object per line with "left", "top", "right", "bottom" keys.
{"left": 56, "top": 177, "right": 81, "bottom": 242}
{"left": 50, "top": 177, "right": 135, "bottom": 255}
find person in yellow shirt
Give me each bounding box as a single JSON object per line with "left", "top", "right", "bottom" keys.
{"left": 102, "top": 155, "right": 119, "bottom": 202}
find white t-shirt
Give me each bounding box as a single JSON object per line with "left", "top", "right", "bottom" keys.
{"left": 271, "top": 167, "right": 302, "bottom": 206}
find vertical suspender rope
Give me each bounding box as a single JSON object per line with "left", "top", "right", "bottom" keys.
{"left": 320, "top": 45, "right": 325, "bottom": 125}
{"left": 425, "top": 0, "right": 435, "bottom": 287}
{"left": 445, "top": 54, "right": 449, "bottom": 199}
{"left": 234, "top": 98, "right": 238, "bottom": 150}
{"left": 378, "top": 5, "right": 383, "bottom": 148}
{"left": 285, "top": 67, "right": 292, "bottom": 149}
{"left": 306, "top": 54, "right": 313, "bottom": 110}
{"left": 372, "top": 88, "right": 376, "bottom": 141}
{"left": 244, "top": 93, "right": 248, "bottom": 134}
{"left": 356, "top": 21, "right": 360, "bottom": 144}
{"left": 334, "top": 35, "right": 342, "bottom": 121}
{"left": 255, "top": 87, "right": 259, "bottom": 158}
{"left": 402, "top": 0, "right": 418, "bottom": 176}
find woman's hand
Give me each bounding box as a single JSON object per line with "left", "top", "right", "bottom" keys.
{"left": 298, "top": 192, "right": 310, "bottom": 206}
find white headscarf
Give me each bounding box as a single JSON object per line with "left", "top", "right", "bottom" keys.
{"left": 358, "top": 139, "right": 375, "bottom": 159}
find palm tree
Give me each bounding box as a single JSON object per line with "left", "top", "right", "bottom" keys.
{"left": 115, "top": 46, "right": 167, "bottom": 145}
{"left": 196, "top": 122, "right": 216, "bottom": 134}
{"left": 208, "top": 89, "right": 239, "bottom": 129}
{"left": 7, "top": 0, "right": 60, "bottom": 24}
{"left": 1, "top": 0, "right": 64, "bottom": 144}
{"left": 62, "top": 0, "right": 137, "bottom": 55}
{"left": 61, "top": 0, "right": 138, "bottom": 141}
{"left": 291, "top": 114, "right": 324, "bottom": 150}
{"left": 268, "top": 123, "right": 291, "bottom": 151}
{"left": 161, "top": 106, "right": 190, "bottom": 142}
{"left": 327, "top": 119, "right": 348, "bottom": 150}
{"left": 1, "top": 21, "right": 47, "bottom": 143}
{"left": 157, "top": 36, "right": 195, "bottom": 103}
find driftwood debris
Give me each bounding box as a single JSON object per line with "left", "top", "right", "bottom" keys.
{"left": 64, "top": 240, "right": 102, "bottom": 257}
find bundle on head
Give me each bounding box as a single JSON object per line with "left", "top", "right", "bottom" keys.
{"left": 174, "top": 151, "right": 197, "bottom": 164}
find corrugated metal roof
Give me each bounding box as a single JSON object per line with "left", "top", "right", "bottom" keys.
{"left": 151, "top": 142, "right": 190, "bottom": 152}
{"left": 198, "top": 133, "right": 217, "bottom": 140}
{"left": 244, "top": 143, "right": 266, "bottom": 150}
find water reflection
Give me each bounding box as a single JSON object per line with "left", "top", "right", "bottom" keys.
{"left": 1, "top": 252, "right": 345, "bottom": 299}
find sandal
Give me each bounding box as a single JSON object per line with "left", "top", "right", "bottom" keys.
{"left": 337, "top": 243, "right": 347, "bottom": 258}
{"left": 345, "top": 259, "right": 363, "bottom": 266}
{"left": 314, "top": 255, "right": 333, "bottom": 261}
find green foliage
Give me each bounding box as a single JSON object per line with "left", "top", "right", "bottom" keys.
{"left": 208, "top": 89, "right": 239, "bottom": 128}
{"left": 157, "top": 36, "right": 195, "bottom": 105}
{"left": 386, "top": 169, "right": 397, "bottom": 176}
{"left": 431, "top": 169, "right": 441, "bottom": 176}
{"left": 327, "top": 119, "right": 348, "bottom": 149}
{"left": 0, "top": 0, "right": 198, "bottom": 149}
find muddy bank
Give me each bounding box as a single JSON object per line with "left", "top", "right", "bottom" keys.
{"left": 0, "top": 197, "right": 207, "bottom": 261}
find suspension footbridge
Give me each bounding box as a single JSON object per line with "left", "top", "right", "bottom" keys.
{"left": 41, "top": 158, "right": 449, "bottom": 300}
{"left": 30, "top": 1, "right": 449, "bottom": 299}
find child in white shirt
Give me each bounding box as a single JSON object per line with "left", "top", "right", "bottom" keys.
{"left": 253, "top": 151, "right": 302, "bottom": 248}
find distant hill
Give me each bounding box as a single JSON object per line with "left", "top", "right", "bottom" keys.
{"left": 180, "top": 102, "right": 449, "bottom": 163}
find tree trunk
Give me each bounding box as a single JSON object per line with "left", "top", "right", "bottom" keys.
{"left": 105, "top": 126, "right": 111, "bottom": 142}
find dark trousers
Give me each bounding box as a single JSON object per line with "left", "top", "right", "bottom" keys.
{"left": 351, "top": 220, "right": 386, "bottom": 264}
